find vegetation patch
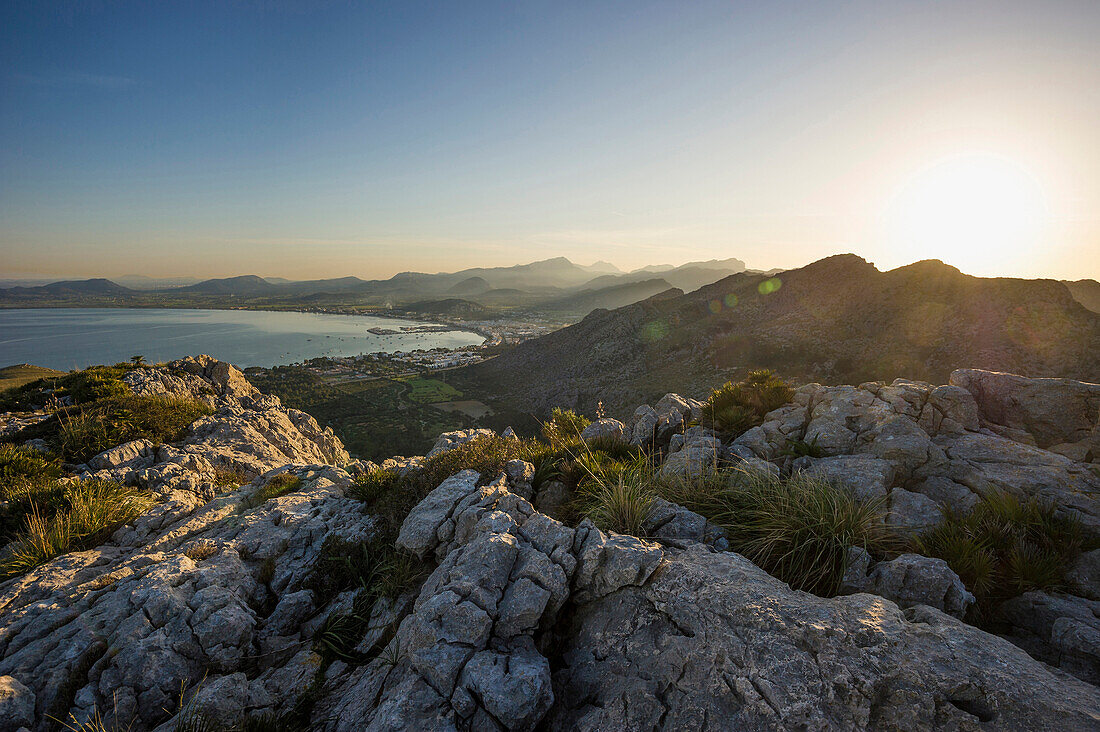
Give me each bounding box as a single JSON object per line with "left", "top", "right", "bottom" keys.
{"left": 703, "top": 369, "right": 794, "bottom": 439}
{"left": 541, "top": 408, "right": 591, "bottom": 450}
{"left": 239, "top": 473, "right": 302, "bottom": 510}
{"left": 305, "top": 535, "right": 427, "bottom": 665}
{"left": 918, "top": 492, "right": 1096, "bottom": 625}
{"left": 0, "top": 364, "right": 66, "bottom": 394}
{"left": 658, "top": 466, "right": 897, "bottom": 596}
{"left": 0, "top": 478, "right": 154, "bottom": 579}
{"left": 0, "top": 362, "right": 140, "bottom": 411}
{"left": 404, "top": 377, "right": 463, "bottom": 404}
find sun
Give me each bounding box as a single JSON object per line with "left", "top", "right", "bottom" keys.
{"left": 883, "top": 153, "right": 1049, "bottom": 276}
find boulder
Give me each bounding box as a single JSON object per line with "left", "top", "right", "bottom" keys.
{"left": 659, "top": 429, "right": 722, "bottom": 480}
{"left": 642, "top": 498, "right": 728, "bottom": 551}
{"left": 0, "top": 676, "right": 35, "bottom": 731}
{"left": 548, "top": 544, "right": 1100, "bottom": 730}
{"left": 950, "top": 369, "right": 1100, "bottom": 448}
{"left": 88, "top": 439, "right": 155, "bottom": 471}
{"left": 426, "top": 428, "right": 495, "bottom": 458}
{"left": 886, "top": 488, "right": 944, "bottom": 534}
{"left": 628, "top": 405, "right": 658, "bottom": 445}
{"left": 1067, "top": 549, "right": 1100, "bottom": 601}
{"left": 799, "top": 455, "right": 895, "bottom": 504}
{"left": 996, "top": 591, "right": 1100, "bottom": 685}
{"left": 580, "top": 418, "right": 627, "bottom": 444}
{"left": 840, "top": 550, "right": 975, "bottom": 619}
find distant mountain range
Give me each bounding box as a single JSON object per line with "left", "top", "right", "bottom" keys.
{"left": 0, "top": 257, "right": 754, "bottom": 314}
{"left": 458, "top": 255, "right": 1100, "bottom": 416}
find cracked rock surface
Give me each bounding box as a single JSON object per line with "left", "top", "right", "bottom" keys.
{"left": 3, "top": 361, "right": 1100, "bottom": 730}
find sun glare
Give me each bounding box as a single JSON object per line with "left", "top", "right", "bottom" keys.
{"left": 883, "top": 153, "right": 1049, "bottom": 276}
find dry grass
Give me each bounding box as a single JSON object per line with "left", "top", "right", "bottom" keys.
{"left": 658, "top": 465, "right": 899, "bottom": 596}
{"left": 184, "top": 540, "right": 219, "bottom": 562}
{"left": 0, "top": 479, "right": 155, "bottom": 579}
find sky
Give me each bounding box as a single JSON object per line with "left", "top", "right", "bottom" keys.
{"left": 2, "top": 0, "right": 1099, "bottom": 281}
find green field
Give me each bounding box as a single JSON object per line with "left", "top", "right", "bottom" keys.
{"left": 405, "top": 377, "right": 463, "bottom": 404}
{"left": 0, "top": 364, "right": 66, "bottom": 393}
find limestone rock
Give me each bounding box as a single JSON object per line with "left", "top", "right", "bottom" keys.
{"left": 579, "top": 418, "right": 627, "bottom": 444}
{"left": 951, "top": 369, "right": 1100, "bottom": 448}
{"left": 840, "top": 550, "right": 975, "bottom": 619}
{"left": 1067, "top": 549, "right": 1100, "bottom": 601}
{"left": 800, "top": 455, "right": 895, "bottom": 504}
{"left": 0, "top": 676, "right": 35, "bottom": 731}
{"left": 628, "top": 405, "right": 658, "bottom": 445}
{"left": 427, "top": 429, "right": 495, "bottom": 458}
{"left": 548, "top": 544, "right": 1100, "bottom": 730}
{"left": 996, "top": 591, "right": 1100, "bottom": 685}
{"left": 887, "top": 488, "right": 944, "bottom": 535}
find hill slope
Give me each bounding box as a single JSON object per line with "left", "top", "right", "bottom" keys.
{"left": 460, "top": 255, "right": 1100, "bottom": 415}
{"left": 0, "top": 278, "right": 133, "bottom": 299}
{"left": 1065, "top": 279, "right": 1100, "bottom": 313}
{"left": 536, "top": 278, "right": 677, "bottom": 314}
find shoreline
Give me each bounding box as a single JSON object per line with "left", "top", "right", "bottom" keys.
{"left": 0, "top": 302, "right": 490, "bottom": 343}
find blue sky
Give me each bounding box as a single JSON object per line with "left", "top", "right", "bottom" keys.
{"left": 2, "top": 0, "right": 1098, "bottom": 279}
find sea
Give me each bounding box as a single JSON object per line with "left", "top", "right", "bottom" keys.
{"left": 0, "top": 308, "right": 485, "bottom": 370}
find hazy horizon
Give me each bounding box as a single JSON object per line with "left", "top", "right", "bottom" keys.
{"left": 3, "top": 1, "right": 1100, "bottom": 281}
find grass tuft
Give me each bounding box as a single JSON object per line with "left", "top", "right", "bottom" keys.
{"left": 239, "top": 473, "right": 302, "bottom": 510}
{"left": 0, "top": 478, "right": 154, "bottom": 579}
{"left": 657, "top": 466, "right": 897, "bottom": 596}
{"left": 917, "top": 492, "right": 1095, "bottom": 624}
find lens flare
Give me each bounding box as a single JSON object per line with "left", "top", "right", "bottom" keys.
{"left": 758, "top": 278, "right": 782, "bottom": 295}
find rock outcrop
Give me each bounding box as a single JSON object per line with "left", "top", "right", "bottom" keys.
{"left": 2, "top": 360, "right": 1100, "bottom": 730}
{"left": 728, "top": 371, "right": 1100, "bottom": 531}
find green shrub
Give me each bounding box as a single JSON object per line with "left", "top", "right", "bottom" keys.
{"left": 0, "top": 479, "right": 154, "bottom": 579}
{"left": 657, "top": 466, "right": 896, "bottom": 596}
{"left": 779, "top": 436, "right": 825, "bottom": 459}
{"left": 541, "top": 408, "right": 590, "bottom": 450}
{"left": 348, "top": 468, "right": 402, "bottom": 504}
{"left": 918, "top": 492, "right": 1094, "bottom": 624}
{"left": 0, "top": 443, "right": 62, "bottom": 484}
{"left": 52, "top": 395, "right": 213, "bottom": 462}
{"left": 239, "top": 473, "right": 302, "bottom": 510}
{"left": 703, "top": 369, "right": 794, "bottom": 438}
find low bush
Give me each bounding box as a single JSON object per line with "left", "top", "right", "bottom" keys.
{"left": 918, "top": 492, "right": 1095, "bottom": 624}
{"left": 779, "top": 436, "right": 825, "bottom": 459}
{"left": 0, "top": 479, "right": 154, "bottom": 579}
{"left": 347, "top": 468, "right": 402, "bottom": 505}
{"left": 0, "top": 443, "right": 62, "bottom": 483}
{"left": 541, "top": 408, "right": 590, "bottom": 450}
{"left": 703, "top": 369, "right": 794, "bottom": 438}
{"left": 51, "top": 395, "right": 213, "bottom": 462}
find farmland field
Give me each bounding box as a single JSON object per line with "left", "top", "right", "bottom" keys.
{"left": 405, "top": 377, "right": 463, "bottom": 403}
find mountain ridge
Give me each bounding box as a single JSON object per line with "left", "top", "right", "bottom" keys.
{"left": 460, "top": 254, "right": 1100, "bottom": 415}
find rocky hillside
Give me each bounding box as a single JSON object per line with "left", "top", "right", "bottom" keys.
{"left": 461, "top": 255, "right": 1100, "bottom": 416}
{"left": 1, "top": 357, "right": 1099, "bottom": 730}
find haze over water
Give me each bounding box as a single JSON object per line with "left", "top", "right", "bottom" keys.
{"left": 0, "top": 309, "right": 484, "bottom": 371}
